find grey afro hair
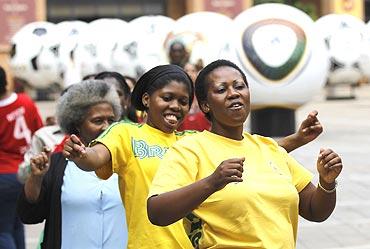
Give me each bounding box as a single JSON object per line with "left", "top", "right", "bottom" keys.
{"left": 56, "top": 79, "right": 122, "bottom": 135}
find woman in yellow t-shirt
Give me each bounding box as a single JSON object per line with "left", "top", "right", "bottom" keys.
{"left": 62, "top": 64, "right": 324, "bottom": 249}
{"left": 147, "top": 60, "right": 343, "bottom": 249}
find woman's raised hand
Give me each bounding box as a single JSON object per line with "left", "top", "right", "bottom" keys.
{"left": 297, "top": 110, "right": 323, "bottom": 144}
{"left": 317, "top": 148, "right": 343, "bottom": 184}
{"left": 30, "top": 147, "right": 52, "bottom": 177}
{"left": 62, "top": 134, "right": 87, "bottom": 160}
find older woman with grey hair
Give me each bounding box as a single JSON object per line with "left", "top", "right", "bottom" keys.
{"left": 17, "top": 80, "right": 128, "bottom": 249}
{"left": 57, "top": 79, "right": 122, "bottom": 138}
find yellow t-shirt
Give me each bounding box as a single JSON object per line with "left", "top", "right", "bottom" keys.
{"left": 150, "top": 130, "right": 313, "bottom": 249}
{"left": 93, "top": 121, "right": 195, "bottom": 249}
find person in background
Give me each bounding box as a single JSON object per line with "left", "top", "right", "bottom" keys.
{"left": 16, "top": 123, "right": 65, "bottom": 249}
{"left": 0, "top": 65, "right": 43, "bottom": 249}
{"left": 17, "top": 124, "right": 65, "bottom": 184}
{"left": 178, "top": 61, "right": 210, "bottom": 131}
{"left": 62, "top": 63, "right": 323, "bottom": 249}
{"left": 17, "top": 86, "right": 73, "bottom": 184}
{"left": 147, "top": 60, "right": 343, "bottom": 249}
{"left": 45, "top": 116, "right": 57, "bottom": 126}
{"left": 95, "top": 71, "right": 137, "bottom": 122}
{"left": 123, "top": 75, "right": 137, "bottom": 93}
{"left": 17, "top": 80, "right": 128, "bottom": 249}
{"left": 122, "top": 75, "right": 144, "bottom": 122}
{"left": 168, "top": 41, "right": 189, "bottom": 68}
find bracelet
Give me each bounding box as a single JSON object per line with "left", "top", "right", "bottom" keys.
{"left": 318, "top": 180, "right": 337, "bottom": 194}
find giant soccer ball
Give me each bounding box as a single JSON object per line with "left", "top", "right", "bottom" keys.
{"left": 56, "top": 20, "right": 88, "bottom": 87}
{"left": 110, "top": 23, "right": 138, "bottom": 78}
{"left": 315, "top": 14, "right": 366, "bottom": 85}
{"left": 129, "top": 15, "right": 175, "bottom": 76}
{"left": 357, "top": 20, "right": 370, "bottom": 82}
{"left": 73, "top": 18, "right": 128, "bottom": 78}
{"left": 10, "top": 21, "right": 62, "bottom": 89}
{"left": 233, "top": 3, "right": 329, "bottom": 108}
{"left": 164, "top": 12, "right": 234, "bottom": 66}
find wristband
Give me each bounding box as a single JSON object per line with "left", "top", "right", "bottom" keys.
{"left": 318, "top": 180, "right": 337, "bottom": 194}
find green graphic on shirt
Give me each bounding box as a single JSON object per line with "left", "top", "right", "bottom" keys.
{"left": 185, "top": 213, "right": 203, "bottom": 248}
{"left": 131, "top": 138, "right": 168, "bottom": 159}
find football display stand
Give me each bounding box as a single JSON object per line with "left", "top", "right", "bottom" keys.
{"left": 250, "top": 107, "right": 295, "bottom": 137}
{"left": 325, "top": 83, "right": 357, "bottom": 100}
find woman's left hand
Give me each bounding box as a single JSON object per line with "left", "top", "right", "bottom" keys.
{"left": 317, "top": 148, "right": 343, "bottom": 184}
{"left": 297, "top": 110, "right": 323, "bottom": 144}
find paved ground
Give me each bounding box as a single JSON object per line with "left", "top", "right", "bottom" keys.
{"left": 294, "top": 85, "right": 370, "bottom": 249}
{"left": 24, "top": 84, "right": 370, "bottom": 249}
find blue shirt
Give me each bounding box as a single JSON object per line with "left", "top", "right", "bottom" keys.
{"left": 61, "top": 160, "right": 127, "bottom": 249}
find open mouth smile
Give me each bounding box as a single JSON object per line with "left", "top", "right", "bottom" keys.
{"left": 228, "top": 102, "right": 244, "bottom": 111}
{"left": 164, "top": 113, "right": 181, "bottom": 125}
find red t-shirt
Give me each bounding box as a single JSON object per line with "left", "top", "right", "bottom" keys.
{"left": 0, "top": 93, "right": 43, "bottom": 174}
{"left": 177, "top": 112, "right": 211, "bottom": 132}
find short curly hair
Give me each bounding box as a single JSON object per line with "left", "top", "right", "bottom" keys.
{"left": 56, "top": 79, "right": 122, "bottom": 135}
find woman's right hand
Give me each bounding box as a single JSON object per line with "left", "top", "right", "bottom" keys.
{"left": 30, "top": 147, "right": 52, "bottom": 178}
{"left": 62, "top": 134, "right": 86, "bottom": 160}
{"left": 207, "top": 157, "right": 245, "bottom": 192}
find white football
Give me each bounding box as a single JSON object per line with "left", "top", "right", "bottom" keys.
{"left": 56, "top": 21, "right": 88, "bottom": 87}
{"left": 357, "top": 20, "right": 370, "bottom": 82}
{"left": 10, "top": 21, "right": 61, "bottom": 89}
{"left": 233, "top": 3, "right": 329, "bottom": 108}
{"left": 165, "top": 12, "right": 233, "bottom": 66}
{"left": 129, "top": 15, "right": 175, "bottom": 75}
{"left": 74, "top": 18, "right": 128, "bottom": 78}
{"left": 315, "top": 14, "right": 366, "bottom": 85}
{"left": 110, "top": 20, "right": 141, "bottom": 78}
